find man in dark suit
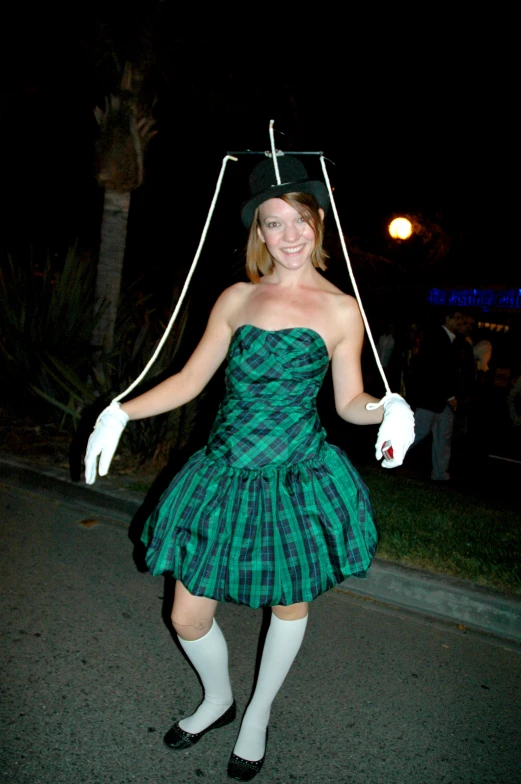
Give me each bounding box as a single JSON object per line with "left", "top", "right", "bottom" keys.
{"left": 408, "top": 309, "right": 464, "bottom": 480}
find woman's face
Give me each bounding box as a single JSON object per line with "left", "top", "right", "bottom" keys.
{"left": 257, "top": 198, "right": 322, "bottom": 272}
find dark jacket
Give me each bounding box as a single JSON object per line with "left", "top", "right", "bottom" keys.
{"left": 409, "top": 326, "right": 461, "bottom": 413}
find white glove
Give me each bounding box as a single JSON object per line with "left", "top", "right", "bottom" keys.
{"left": 367, "top": 393, "right": 415, "bottom": 469}
{"left": 85, "top": 401, "right": 129, "bottom": 485}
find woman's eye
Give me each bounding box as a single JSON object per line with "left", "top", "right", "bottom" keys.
{"left": 267, "top": 222, "right": 280, "bottom": 228}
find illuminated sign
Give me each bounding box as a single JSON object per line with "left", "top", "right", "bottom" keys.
{"left": 428, "top": 289, "right": 521, "bottom": 311}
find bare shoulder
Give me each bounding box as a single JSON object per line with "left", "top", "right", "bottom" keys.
{"left": 337, "top": 291, "right": 362, "bottom": 320}
{"left": 215, "top": 281, "right": 252, "bottom": 306}
{"left": 212, "top": 282, "right": 253, "bottom": 319}
{"left": 318, "top": 277, "right": 361, "bottom": 317}
{"left": 324, "top": 291, "right": 363, "bottom": 355}
{"left": 328, "top": 289, "right": 362, "bottom": 328}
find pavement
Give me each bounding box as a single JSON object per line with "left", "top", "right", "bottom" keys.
{"left": 1, "top": 455, "right": 520, "bottom": 646}
{"left": 1, "top": 458, "right": 520, "bottom": 784}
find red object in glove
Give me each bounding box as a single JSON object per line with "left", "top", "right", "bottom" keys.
{"left": 382, "top": 441, "right": 394, "bottom": 459}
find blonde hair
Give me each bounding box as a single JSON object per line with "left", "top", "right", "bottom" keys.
{"left": 245, "top": 192, "right": 328, "bottom": 283}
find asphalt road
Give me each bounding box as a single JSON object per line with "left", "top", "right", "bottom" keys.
{"left": 1, "top": 474, "right": 520, "bottom": 784}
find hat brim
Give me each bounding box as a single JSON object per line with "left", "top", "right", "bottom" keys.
{"left": 241, "top": 179, "right": 330, "bottom": 228}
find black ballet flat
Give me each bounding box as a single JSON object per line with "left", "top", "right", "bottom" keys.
{"left": 227, "top": 729, "right": 269, "bottom": 781}
{"left": 163, "top": 701, "right": 237, "bottom": 750}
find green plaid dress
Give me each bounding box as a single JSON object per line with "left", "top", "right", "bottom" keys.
{"left": 141, "top": 325, "right": 377, "bottom": 607}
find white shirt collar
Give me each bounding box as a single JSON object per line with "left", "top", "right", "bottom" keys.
{"left": 442, "top": 325, "right": 456, "bottom": 343}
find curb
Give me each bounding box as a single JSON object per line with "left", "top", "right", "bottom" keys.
{"left": 2, "top": 456, "right": 520, "bottom": 645}
{"left": 0, "top": 458, "right": 142, "bottom": 522}
{"left": 338, "top": 562, "right": 521, "bottom": 645}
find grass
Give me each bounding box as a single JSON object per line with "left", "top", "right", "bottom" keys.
{"left": 359, "top": 465, "right": 521, "bottom": 596}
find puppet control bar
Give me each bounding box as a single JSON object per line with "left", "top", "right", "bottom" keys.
{"left": 112, "top": 124, "right": 391, "bottom": 405}
{"left": 227, "top": 151, "right": 325, "bottom": 156}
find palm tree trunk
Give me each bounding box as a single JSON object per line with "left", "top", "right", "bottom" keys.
{"left": 92, "top": 189, "right": 130, "bottom": 352}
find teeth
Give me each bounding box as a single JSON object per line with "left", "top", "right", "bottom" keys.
{"left": 282, "top": 245, "right": 304, "bottom": 254}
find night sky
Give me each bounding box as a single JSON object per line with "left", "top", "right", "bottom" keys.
{"left": 2, "top": 7, "right": 513, "bottom": 305}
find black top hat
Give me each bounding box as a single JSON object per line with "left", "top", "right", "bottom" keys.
{"left": 241, "top": 155, "right": 330, "bottom": 228}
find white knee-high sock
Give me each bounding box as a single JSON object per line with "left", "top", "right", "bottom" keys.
{"left": 177, "top": 619, "right": 234, "bottom": 733}
{"left": 233, "top": 613, "right": 308, "bottom": 762}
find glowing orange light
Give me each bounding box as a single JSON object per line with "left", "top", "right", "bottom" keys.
{"left": 389, "top": 217, "right": 413, "bottom": 240}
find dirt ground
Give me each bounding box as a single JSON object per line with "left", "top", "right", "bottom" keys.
{"left": 0, "top": 407, "right": 160, "bottom": 488}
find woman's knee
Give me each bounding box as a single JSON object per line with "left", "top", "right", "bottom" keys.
{"left": 171, "top": 582, "right": 217, "bottom": 641}
{"left": 271, "top": 602, "right": 309, "bottom": 621}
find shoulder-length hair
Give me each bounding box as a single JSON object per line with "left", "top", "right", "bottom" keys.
{"left": 245, "top": 192, "right": 328, "bottom": 283}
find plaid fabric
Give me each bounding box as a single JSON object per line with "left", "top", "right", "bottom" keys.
{"left": 141, "top": 325, "right": 377, "bottom": 607}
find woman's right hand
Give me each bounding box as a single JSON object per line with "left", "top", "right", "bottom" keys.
{"left": 84, "top": 401, "right": 129, "bottom": 485}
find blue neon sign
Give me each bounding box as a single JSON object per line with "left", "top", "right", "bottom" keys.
{"left": 428, "top": 289, "right": 521, "bottom": 311}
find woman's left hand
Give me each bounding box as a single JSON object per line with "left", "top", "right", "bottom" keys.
{"left": 371, "top": 393, "right": 415, "bottom": 468}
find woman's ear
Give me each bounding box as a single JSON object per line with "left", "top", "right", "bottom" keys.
{"left": 257, "top": 225, "right": 266, "bottom": 243}
{"left": 319, "top": 208, "right": 325, "bottom": 221}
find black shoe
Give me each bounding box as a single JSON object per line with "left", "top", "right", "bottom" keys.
{"left": 163, "top": 701, "right": 237, "bottom": 750}
{"left": 227, "top": 729, "right": 269, "bottom": 781}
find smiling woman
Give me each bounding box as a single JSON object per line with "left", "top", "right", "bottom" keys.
{"left": 84, "top": 149, "right": 415, "bottom": 781}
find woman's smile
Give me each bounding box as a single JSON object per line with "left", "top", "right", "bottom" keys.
{"left": 281, "top": 244, "right": 305, "bottom": 255}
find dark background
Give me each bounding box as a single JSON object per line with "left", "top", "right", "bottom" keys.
{"left": 0, "top": 4, "right": 518, "bottom": 480}
{"left": 1, "top": 6, "right": 514, "bottom": 325}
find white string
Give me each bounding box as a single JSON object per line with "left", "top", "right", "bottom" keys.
{"left": 110, "top": 147, "right": 389, "bottom": 408}
{"left": 112, "top": 154, "right": 238, "bottom": 404}
{"left": 319, "top": 156, "right": 391, "bottom": 403}
{"left": 269, "top": 119, "right": 281, "bottom": 184}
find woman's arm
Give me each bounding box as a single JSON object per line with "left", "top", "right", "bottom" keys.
{"left": 84, "top": 283, "right": 249, "bottom": 484}
{"left": 331, "top": 298, "right": 384, "bottom": 426}
{"left": 331, "top": 296, "right": 414, "bottom": 467}
{"left": 120, "top": 284, "right": 244, "bottom": 420}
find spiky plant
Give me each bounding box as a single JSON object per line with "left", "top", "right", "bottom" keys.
{"left": 0, "top": 246, "right": 98, "bottom": 420}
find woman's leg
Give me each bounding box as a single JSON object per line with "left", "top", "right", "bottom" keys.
{"left": 232, "top": 601, "right": 309, "bottom": 762}
{"left": 171, "top": 581, "right": 234, "bottom": 733}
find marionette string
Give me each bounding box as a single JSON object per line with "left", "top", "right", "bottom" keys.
{"left": 319, "top": 156, "right": 391, "bottom": 403}
{"left": 112, "top": 154, "right": 237, "bottom": 404}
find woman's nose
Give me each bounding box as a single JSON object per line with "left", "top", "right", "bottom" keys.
{"left": 283, "top": 223, "right": 299, "bottom": 242}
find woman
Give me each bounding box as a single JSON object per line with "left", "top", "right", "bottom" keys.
{"left": 85, "top": 155, "right": 414, "bottom": 781}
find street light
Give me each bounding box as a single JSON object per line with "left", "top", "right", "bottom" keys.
{"left": 389, "top": 217, "right": 413, "bottom": 240}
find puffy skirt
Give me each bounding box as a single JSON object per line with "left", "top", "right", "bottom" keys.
{"left": 141, "top": 444, "right": 377, "bottom": 608}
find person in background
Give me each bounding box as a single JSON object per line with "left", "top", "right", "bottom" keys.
{"left": 399, "top": 323, "right": 423, "bottom": 400}
{"left": 454, "top": 314, "right": 476, "bottom": 439}
{"left": 377, "top": 323, "right": 395, "bottom": 370}
{"left": 377, "top": 322, "right": 402, "bottom": 392}
{"left": 408, "top": 309, "right": 464, "bottom": 481}
{"left": 507, "top": 363, "right": 521, "bottom": 432}
{"left": 467, "top": 338, "right": 495, "bottom": 460}
{"left": 473, "top": 339, "right": 493, "bottom": 376}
